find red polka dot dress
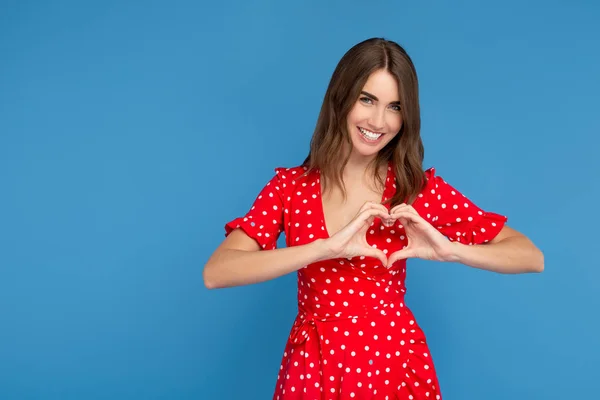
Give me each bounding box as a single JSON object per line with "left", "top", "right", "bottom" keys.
{"left": 225, "top": 162, "right": 507, "bottom": 400}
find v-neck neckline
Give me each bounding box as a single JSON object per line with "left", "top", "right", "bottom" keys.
{"left": 316, "top": 161, "right": 395, "bottom": 239}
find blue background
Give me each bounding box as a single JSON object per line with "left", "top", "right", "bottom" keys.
{"left": 1, "top": 0, "right": 598, "bottom": 399}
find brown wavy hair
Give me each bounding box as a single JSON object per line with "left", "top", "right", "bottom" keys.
{"left": 302, "top": 37, "right": 426, "bottom": 207}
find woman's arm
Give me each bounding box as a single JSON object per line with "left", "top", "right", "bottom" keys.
{"left": 387, "top": 205, "right": 544, "bottom": 274}
{"left": 449, "top": 225, "right": 544, "bottom": 274}
{"left": 388, "top": 169, "right": 544, "bottom": 274}
{"left": 203, "top": 229, "right": 331, "bottom": 289}
{"left": 204, "top": 203, "right": 393, "bottom": 289}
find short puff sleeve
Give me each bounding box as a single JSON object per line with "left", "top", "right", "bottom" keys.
{"left": 224, "top": 168, "right": 287, "bottom": 250}
{"left": 415, "top": 168, "right": 508, "bottom": 245}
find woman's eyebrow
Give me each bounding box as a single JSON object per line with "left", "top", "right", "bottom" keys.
{"left": 360, "top": 91, "right": 401, "bottom": 105}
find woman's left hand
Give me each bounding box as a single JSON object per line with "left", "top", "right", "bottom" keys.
{"left": 386, "top": 203, "right": 457, "bottom": 267}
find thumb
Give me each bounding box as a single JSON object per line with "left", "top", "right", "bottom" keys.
{"left": 387, "top": 247, "right": 417, "bottom": 266}
{"left": 362, "top": 247, "right": 388, "bottom": 268}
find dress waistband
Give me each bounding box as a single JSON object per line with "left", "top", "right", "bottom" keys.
{"left": 289, "top": 298, "right": 407, "bottom": 346}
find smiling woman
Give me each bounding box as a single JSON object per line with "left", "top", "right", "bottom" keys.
{"left": 350, "top": 77, "right": 403, "bottom": 148}
{"left": 203, "top": 37, "right": 544, "bottom": 400}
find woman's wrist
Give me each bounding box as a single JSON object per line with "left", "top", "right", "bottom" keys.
{"left": 309, "top": 238, "right": 337, "bottom": 262}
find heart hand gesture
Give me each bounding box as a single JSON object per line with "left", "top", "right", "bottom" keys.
{"left": 322, "top": 201, "right": 391, "bottom": 266}
{"left": 386, "top": 203, "right": 456, "bottom": 267}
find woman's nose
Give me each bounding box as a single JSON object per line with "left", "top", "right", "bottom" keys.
{"left": 367, "top": 108, "right": 385, "bottom": 131}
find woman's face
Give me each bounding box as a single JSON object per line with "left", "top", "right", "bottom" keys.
{"left": 346, "top": 69, "right": 403, "bottom": 159}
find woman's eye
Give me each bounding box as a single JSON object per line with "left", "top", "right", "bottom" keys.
{"left": 359, "top": 97, "right": 373, "bottom": 104}
{"left": 390, "top": 104, "right": 401, "bottom": 112}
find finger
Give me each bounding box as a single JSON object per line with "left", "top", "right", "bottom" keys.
{"left": 390, "top": 210, "right": 422, "bottom": 224}
{"left": 403, "top": 204, "right": 420, "bottom": 216}
{"left": 355, "top": 208, "right": 393, "bottom": 229}
{"left": 389, "top": 203, "right": 407, "bottom": 215}
{"left": 362, "top": 201, "right": 397, "bottom": 227}
{"left": 362, "top": 247, "right": 388, "bottom": 267}
{"left": 391, "top": 203, "right": 420, "bottom": 216}
{"left": 388, "top": 247, "right": 417, "bottom": 266}
{"left": 358, "top": 201, "right": 390, "bottom": 216}
{"left": 333, "top": 208, "right": 391, "bottom": 240}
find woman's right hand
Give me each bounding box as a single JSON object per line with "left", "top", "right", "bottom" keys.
{"left": 322, "top": 201, "right": 391, "bottom": 267}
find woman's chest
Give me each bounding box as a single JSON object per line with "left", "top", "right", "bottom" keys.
{"left": 321, "top": 186, "right": 384, "bottom": 238}
{"left": 282, "top": 177, "right": 407, "bottom": 254}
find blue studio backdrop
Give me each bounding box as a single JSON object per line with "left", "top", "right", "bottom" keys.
{"left": 1, "top": 1, "right": 599, "bottom": 399}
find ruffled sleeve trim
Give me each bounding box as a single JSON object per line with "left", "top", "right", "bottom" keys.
{"left": 415, "top": 167, "right": 508, "bottom": 245}
{"left": 223, "top": 167, "right": 293, "bottom": 250}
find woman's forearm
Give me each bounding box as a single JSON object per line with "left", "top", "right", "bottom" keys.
{"left": 203, "top": 239, "right": 332, "bottom": 289}
{"left": 449, "top": 236, "right": 544, "bottom": 274}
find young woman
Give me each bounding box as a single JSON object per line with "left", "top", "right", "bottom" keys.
{"left": 204, "top": 37, "right": 544, "bottom": 400}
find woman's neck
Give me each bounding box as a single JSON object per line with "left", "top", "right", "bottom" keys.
{"left": 344, "top": 151, "right": 385, "bottom": 184}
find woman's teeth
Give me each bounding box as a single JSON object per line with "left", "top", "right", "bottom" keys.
{"left": 359, "top": 127, "right": 383, "bottom": 140}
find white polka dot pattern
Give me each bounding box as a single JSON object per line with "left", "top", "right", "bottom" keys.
{"left": 224, "top": 163, "right": 507, "bottom": 399}
{"left": 225, "top": 167, "right": 291, "bottom": 250}
{"left": 413, "top": 168, "right": 507, "bottom": 245}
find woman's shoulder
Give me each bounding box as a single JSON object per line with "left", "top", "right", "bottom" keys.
{"left": 272, "top": 164, "right": 317, "bottom": 185}
{"left": 414, "top": 166, "right": 455, "bottom": 200}
{"left": 423, "top": 166, "right": 437, "bottom": 180}
{"left": 421, "top": 166, "right": 453, "bottom": 186}
{"left": 273, "top": 164, "right": 309, "bottom": 176}
{"left": 415, "top": 165, "right": 486, "bottom": 205}
{"left": 416, "top": 166, "right": 438, "bottom": 192}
